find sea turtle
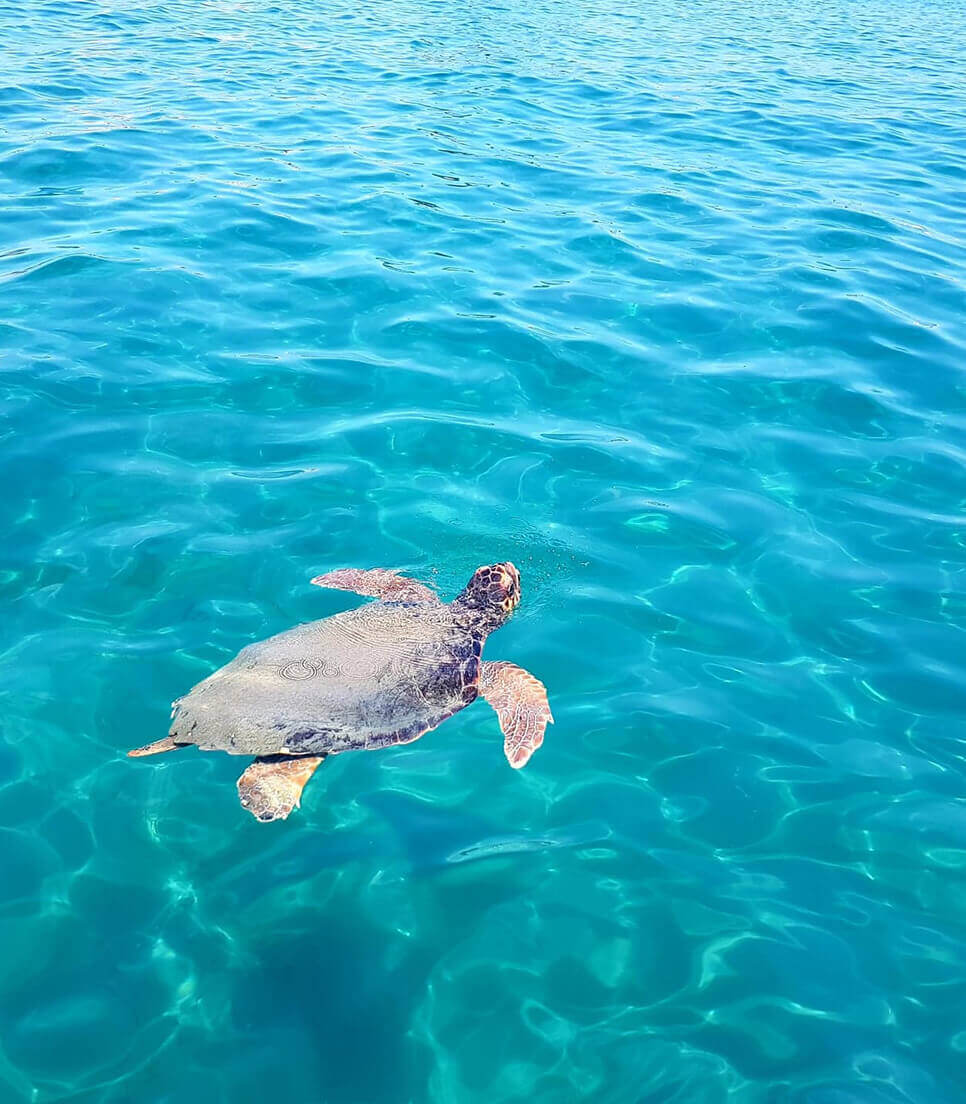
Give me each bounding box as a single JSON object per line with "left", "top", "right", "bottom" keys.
{"left": 129, "top": 563, "right": 552, "bottom": 822}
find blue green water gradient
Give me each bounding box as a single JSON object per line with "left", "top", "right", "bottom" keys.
{"left": 3, "top": 0, "right": 966, "bottom": 1100}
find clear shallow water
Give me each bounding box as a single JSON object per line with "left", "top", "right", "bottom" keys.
{"left": 2, "top": 0, "right": 966, "bottom": 1099}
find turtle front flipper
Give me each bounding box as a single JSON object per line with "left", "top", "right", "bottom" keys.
{"left": 310, "top": 567, "right": 439, "bottom": 604}
{"left": 479, "top": 661, "right": 553, "bottom": 769}
{"left": 237, "top": 755, "right": 326, "bottom": 822}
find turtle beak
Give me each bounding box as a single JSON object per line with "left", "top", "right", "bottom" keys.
{"left": 498, "top": 562, "right": 520, "bottom": 612}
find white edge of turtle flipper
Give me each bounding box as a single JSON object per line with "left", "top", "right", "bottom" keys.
{"left": 478, "top": 661, "right": 553, "bottom": 769}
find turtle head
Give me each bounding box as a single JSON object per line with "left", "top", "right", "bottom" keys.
{"left": 454, "top": 562, "right": 520, "bottom": 631}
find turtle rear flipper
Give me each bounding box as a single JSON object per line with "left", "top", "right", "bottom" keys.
{"left": 479, "top": 661, "right": 553, "bottom": 769}
{"left": 237, "top": 755, "right": 326, "bottom": 822}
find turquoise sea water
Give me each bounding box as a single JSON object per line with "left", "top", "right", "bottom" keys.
{"left": 3, "top": 0, "right": 966, "bottom": 1100}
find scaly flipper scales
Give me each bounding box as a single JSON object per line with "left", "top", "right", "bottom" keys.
{"left": 237, "top": 755, "right": 325, "bottom": 822}
{"left": 310, "top": 568, "right": 438, "bottom": 604}
{"left": 479, "top": 661, "right": 553, "bottom": 769}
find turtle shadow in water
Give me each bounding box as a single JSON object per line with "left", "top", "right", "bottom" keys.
{"left": 360, "top": 789, "right": 611, "bottom": 871}
{"left": 188, "top": 797, "right": 615, "bottom": 1102}
{"left": 226, "top": 911, "right": 437, "bottom": 1104}
{"left": 207, "top": 788, "right": 612, "bottom": 910}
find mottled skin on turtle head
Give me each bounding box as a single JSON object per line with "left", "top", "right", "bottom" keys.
{"left": 452, "top": 562, "right": 520, "bottom": 632}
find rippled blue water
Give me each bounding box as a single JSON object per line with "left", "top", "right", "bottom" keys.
{"left": 3, "top": 0, "right": 966, "bottom": 1100}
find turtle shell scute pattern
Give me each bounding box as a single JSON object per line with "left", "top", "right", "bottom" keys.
{"left": 277, "top": 658, "right": 326, "bottom": 681}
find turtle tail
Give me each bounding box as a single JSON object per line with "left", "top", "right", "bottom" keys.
{"left": 128, "top": 736, "right": 183, "bottom": 757}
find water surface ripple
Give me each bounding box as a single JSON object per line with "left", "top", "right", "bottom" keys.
{"left": 2, "top": 0, "right": 966, "bottom": 1101}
